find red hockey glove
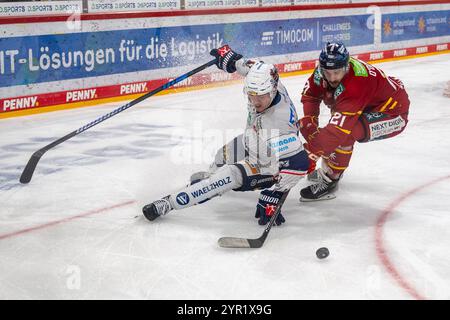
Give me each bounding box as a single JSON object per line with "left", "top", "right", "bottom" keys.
{"left": 299, "top": 116, "right": 319, "bottom": 143}
{"left": 304, "top": 142, "right": 326, "bottom": 162}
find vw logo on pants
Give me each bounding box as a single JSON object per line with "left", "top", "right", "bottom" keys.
{"left": 176, "top": 192, "right": 190, "bottom": 206}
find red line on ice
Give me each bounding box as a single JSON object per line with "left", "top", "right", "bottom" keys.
{"left": 375, "top": 174, "right": 450, "bottom": 300}
{"left": 0, "top": 200, "right": 136, "bottom": 241}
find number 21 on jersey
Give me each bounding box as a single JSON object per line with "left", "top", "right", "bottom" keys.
{"left": 329, "top": 112, "right": 346, "bottom": 127}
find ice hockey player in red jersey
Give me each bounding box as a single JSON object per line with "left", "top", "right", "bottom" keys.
{"left": 299, "top": 42, "right": 410, "bottom": 201}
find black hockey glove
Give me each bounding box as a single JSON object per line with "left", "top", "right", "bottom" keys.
{"left": 210, "top": 45, "right": 243, "bottom": 73}
{"left": 255, "top": 189, "right": 285, "bottom": 226}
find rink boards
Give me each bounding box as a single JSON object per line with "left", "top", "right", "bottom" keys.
{"left": 0, "top": 1, "right": 449, "bottom": 119}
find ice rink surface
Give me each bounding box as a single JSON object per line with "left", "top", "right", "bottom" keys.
{"left": 1, "top": 54, "right": 449, "bottom": 299}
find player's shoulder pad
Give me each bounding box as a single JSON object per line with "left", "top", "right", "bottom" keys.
{"left": 339, "top": 60, "right": 374, "bottom": 97}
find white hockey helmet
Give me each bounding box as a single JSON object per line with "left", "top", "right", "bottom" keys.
{"left": 243, "top": 62, "right": 279, "bottom": 100}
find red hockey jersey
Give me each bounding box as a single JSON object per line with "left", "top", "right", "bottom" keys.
{"left": 301, "top": 57, "right": 409, "bottom": 156}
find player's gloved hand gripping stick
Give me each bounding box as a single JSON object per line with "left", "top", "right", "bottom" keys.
{"left": 19, "top": 59, "right": 216, "bottom": 184}
{"left": 218, "top": 191, "right": 289, "bottom": 248}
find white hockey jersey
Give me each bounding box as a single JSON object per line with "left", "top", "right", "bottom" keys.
{"left": 236, "top": 59, "right": 304, "bottom": 175}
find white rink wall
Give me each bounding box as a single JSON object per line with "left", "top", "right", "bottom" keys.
{"left": 0, "top": 0, "right": 449, "bottom": 117}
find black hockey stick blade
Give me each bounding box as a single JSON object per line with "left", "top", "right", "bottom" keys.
{"left": 19, "top": 131, "right": 77, "bottom": 184}
{"left": 20, "top": 150, "right": 44, "bottom": 184}
{"left": 218, "top": 234, "right": 268, "bottom": 248}
{"left": 218, "top": 191, "right": 289, "bottom": 249}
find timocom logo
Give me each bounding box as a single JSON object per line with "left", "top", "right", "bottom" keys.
{"left": 3, "top": 96, "right": 38, "bottom": 111}
{"left": 261, "top": 31, "right": 274, "bottom": 46}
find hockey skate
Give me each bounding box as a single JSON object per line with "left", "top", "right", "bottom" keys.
{"left": 307, "top": 169, "right": 344, "bottom": 183}
{"left": 306, "top": 169, "right": 319, "bottom": 182}
{"left": 300, "top": 169, "right": 338, "bottom": 202}
{"left": 142, "top": 196, "right": 173, "bottom": 221}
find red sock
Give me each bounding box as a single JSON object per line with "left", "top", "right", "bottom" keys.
{"left": 325, "top": 146, "right": 354, "bottom": 180}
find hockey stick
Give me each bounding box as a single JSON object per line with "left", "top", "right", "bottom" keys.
{"left": 218, "top": 190, "right": 290, "bottom": 248}
{"left": 19, "top": 59, "right": 217, "bottom": 184}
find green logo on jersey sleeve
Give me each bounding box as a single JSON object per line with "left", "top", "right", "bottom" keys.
{"left": 349, "top": 57, "right": 368, "bottom": 77}
{"left": 334, "top": 83, "right": 345, "bottom": 99}
{"left": 313, "top": 68, "right": 322, "bottom": 86}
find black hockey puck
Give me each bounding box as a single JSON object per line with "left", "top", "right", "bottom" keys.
{"left": 316, "top": 247, "right": 329, "bottom": 259}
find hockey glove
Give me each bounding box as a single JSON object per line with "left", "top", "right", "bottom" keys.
{"left": 304, "top": 142, "right": 327, "bottom": 162}
{"left": 210, "top": 45, "right": 243, "bottom": 73}
{"left": 255, "top": 189, "right": 285, "bottom": 226}
{"left": 299, "top": 116, "right": 319, "bottom": 143}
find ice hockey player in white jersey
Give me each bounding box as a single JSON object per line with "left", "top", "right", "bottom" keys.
{"left": 142, "top": 45, "right": 314, "bottom": 225}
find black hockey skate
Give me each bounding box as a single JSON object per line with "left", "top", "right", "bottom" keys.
{"left": 306, "top": 169, "right": 319, "bottom": 182}
{"left": 307, "top": 169, "right": 344, "bottom": 183}
{"left": 300, "top": 169, "right": 339, "bottom": 202}
{"left": 142, "top": 196, "right": 173, "bottom": 221}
